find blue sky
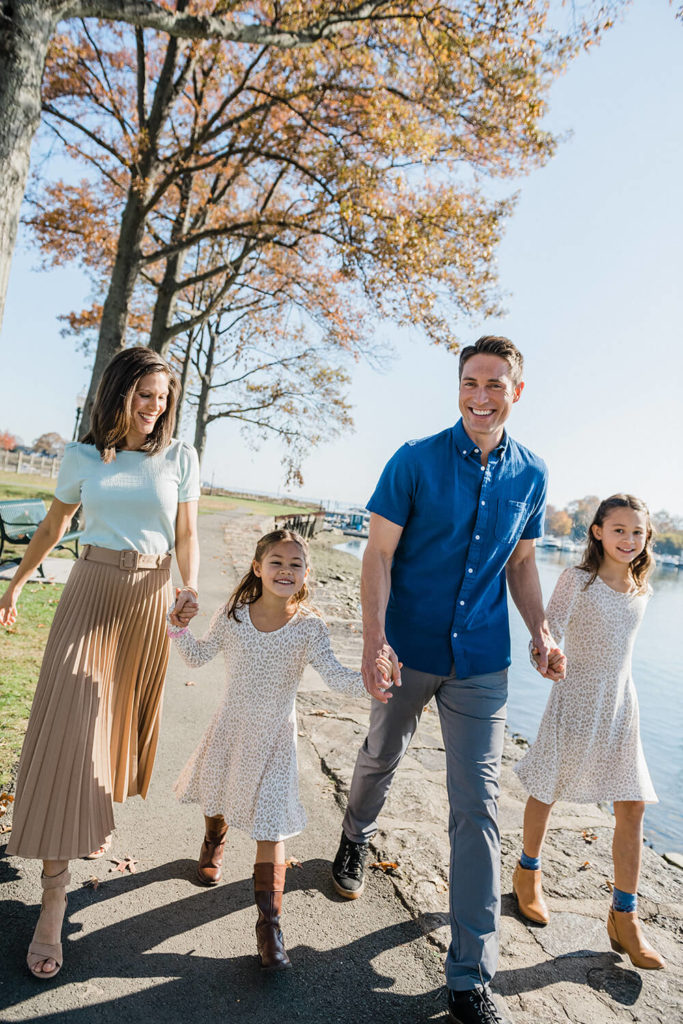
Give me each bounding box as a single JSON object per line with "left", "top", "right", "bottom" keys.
{"left": 2, "top": 1, "right": 682, "bottom": 514}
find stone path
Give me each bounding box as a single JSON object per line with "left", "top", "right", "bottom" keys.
{"left": 296, "top": 525, "right": 683, "bottom": 1024}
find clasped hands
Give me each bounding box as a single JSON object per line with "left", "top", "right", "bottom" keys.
{"left": 169, "top": 586, "right": 199, "bottom": 628}
{"left": 362, "top": 641, "right": 402, "bottom": 703}
{"left": 530, "top": 633, "right": 566, "bottom": 682}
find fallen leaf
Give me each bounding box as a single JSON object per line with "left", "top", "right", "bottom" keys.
{"left": 582, "top": 829, "right": 598, "bottom": 843}
{"left": 0, "top": 824, "right": 11, "bottom": 834}
{"left": 370, "top": 860, "right": 399, "bottom": 872}
{"left": 310, "top": 710, "right": 330, "bottom": 717}
{"left": 285, "top": 857, "right": 303, "bottom": 870}
{"left": 604, "top": 878, "right": 614, "bottom": 893}
{"left": 109, "top": 856, "right": 138, "bottom": 874}
{"left": 84, "top": 875, "right": 100, "bottom": 890}
{"left": 185, "top": 680, "right": 196, "bottom": 687}
{"left": 578, "top": 861, "right": 591, "bottom": 871}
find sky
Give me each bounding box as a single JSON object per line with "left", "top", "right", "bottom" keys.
{"left": 1, "top": 1, "right": 682, "bottom": 513}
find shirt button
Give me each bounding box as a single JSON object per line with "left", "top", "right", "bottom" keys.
{"left": 459, "top": 600, "right": 465, "bottom": 606}
{"left": 481, "top": 500, "right": 486, "bottom": 506}
{"left": 474, "top": 448, "right": 479, "bottom": 453}
{"left": 467, "top": 568, "right": 473, "bottom": 574}
{"left": 480, "top": 465, "right": 485, "bottom": 471}
{"left": 462, "top": 449, "right": 467, "bottom": 455}
{"left": 475, "top": 534, "right": 480, "bottom": 540}
{"left": 452, "top": 632, "right": 458, "bottom": 638}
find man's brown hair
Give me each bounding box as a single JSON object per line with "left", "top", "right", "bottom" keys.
{"left": 458, "top": 335, "right": 524, "bottom": 385}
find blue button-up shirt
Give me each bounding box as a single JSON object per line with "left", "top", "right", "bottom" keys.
{"left": 367, "top": 419, "right": 547, "bottom": 677}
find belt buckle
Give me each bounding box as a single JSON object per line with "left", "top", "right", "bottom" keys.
{"left": 120, "top": 550, "right": 138, "bottom": 571}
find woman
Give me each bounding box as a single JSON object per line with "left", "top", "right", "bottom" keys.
{"left": 0, "top": 347, "right": 200, "bottom": 980}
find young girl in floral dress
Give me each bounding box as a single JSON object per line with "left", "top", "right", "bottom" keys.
{"left": 167, "top": 528, "right": 393, "bottom": 969}
{"left": 514, "top": 494, "right": 664, "bottom": 970}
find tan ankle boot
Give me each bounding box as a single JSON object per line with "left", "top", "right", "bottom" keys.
{"left": 607, "top": 907, "right": 665, "bottom": 970}
{"left": 196, "top": 816, "right": 228, "bottom": 886}
{"left": 513, "top": 862, "right": 549, "bottom": 925}
{"left": 253, "top": 862, "right": 291, "bottom": 970}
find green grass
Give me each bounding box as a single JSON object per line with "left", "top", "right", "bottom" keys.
{"left": 0, "top": 470, "right": 316, "bottom": 519}
{"left": 0, "top": 470, "right": 57, "bottom": 503}
{"left": 198, "top": 493, "right": 318, "bottom": 517}
{"left": 0, "top": 583, "right": 63, "bottom": 791}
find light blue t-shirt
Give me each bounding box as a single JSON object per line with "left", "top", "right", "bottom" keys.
{"left": 55, "top": 440, "right": 200, "bottom": 555}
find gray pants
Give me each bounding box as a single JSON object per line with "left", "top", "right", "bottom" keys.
{"left": 342, "top": 664, "right": 508, "bottom": 991}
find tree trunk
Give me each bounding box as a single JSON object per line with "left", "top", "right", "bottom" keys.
{"left": 148, "top": 173, "right": 193, "bottom": 358}
{"left": 173, "top": 330, "right": 195, "bottom": 437}
{"left": 148, "top": 246, "right": 188, "bottom": 358}
{"left": 79, "top": 186, "right": 148, "bottom": 435}
{"left": 0, "top": 1, "right": 65, "bottom": 333}
{"left": 80, "top": 24, "right": 191, "bottom": 435}
{"left": 192, "top": 326, "right": 216, "bottom": 469}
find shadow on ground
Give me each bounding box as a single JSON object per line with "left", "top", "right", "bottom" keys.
{"left": 1, "top": 857, "right": 447, "bottom": 1023}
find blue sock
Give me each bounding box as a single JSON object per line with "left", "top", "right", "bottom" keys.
{"left": 612, "top": 887, "right": 637, "bottom": 913}
{"left": 519, "top": 851, "right": 541, "bottom": 871}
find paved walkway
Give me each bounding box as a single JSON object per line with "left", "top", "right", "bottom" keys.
{"left": 0, "top": 513, "right": 444, "bottom": 1023}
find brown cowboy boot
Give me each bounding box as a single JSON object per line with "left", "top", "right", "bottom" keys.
{"left": 196, "top": 815, "right": 228, "bottom": 886}
{"left": 512, "top": 862, "right": 550, "bottom": 925}
{"left": 607, "top": 907, "right": 665, "bottom": 969}
{"left": 253, "top": 862, "right": 291, "bottom": 970}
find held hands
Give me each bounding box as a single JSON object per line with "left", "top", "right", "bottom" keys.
{"left": 169, "top": 586, "right": 199, "bottom": 628}
{"left": 362, "top": 638, "right": 402, "bottom": 703}
{"left": 530, "top": 630, "right": 566, "bottom": 682}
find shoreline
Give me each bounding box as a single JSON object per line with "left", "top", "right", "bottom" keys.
{"left": 308, "top": 529, "right": 683, "bottom": 864}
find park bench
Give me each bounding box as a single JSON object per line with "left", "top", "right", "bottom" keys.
{"left": 0, "top": 498, "right": 82, "bottom": 577}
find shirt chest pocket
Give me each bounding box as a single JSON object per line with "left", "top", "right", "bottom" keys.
{"left": 495, "top": 499, "right": 529, "bottom": 544}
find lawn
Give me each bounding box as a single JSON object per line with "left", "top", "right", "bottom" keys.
{"left": 0, "top": 469, "right": 316, "bottom": 519}
{"left": 198, "top": 493, "right": 318, "bottom": 517}
{"left": 0, "top": 582, "right": 63, "bottom": 791}
{"left": 0, "top": 469, "right": 56, "bottom": 503}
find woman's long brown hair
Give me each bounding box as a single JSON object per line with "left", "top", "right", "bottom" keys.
{"left": 227, "top": 529, "right": 317, "bottom": 621}
{"left": 81, "top": 346, "right": 179, "bottom": 462}
{"left": 577, "top": 494, "right": 654, "bottom": 593}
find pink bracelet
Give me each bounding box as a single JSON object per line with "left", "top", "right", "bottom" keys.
{"left": 167, "top": 624, "right": 189, "bottom": 638}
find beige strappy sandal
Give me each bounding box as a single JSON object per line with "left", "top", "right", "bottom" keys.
{"left": 27, "top": 867, "right": 70, "bottom": 980}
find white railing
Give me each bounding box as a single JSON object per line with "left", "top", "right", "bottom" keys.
{"left": 0, "top": 450, "right": 61, "bottom": 478}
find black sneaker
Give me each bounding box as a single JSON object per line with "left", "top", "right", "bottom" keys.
{"left": 331, "top": 832, "right": 370, "bottom": 899}
{"left": 448, "top": 985, "right": 512, "bottom": 1024}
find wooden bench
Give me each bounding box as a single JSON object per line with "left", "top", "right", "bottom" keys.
{"left": 0, "top": 498, "right": 83, "bottom": 577}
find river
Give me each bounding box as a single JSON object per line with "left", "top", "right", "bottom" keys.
{"left": 334, "top": 538, "right": 682, "bottom": 855}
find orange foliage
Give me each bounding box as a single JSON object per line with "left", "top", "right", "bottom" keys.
{"left": 29, "top": 2, "right": 616, "bottom": 354}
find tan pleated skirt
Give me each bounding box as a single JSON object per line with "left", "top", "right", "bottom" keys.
{"left": 7, "top": 551, "right": 172, "bottom": 860}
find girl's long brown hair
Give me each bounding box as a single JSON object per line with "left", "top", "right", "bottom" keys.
{"left": 577, "top": 494, "right": 654, "bottom": 593}
{"left": 81, "top": 346, "right": 179, "bottom": 462}
{"left": 227, "top": 529, "right": 317, "bottom": 621}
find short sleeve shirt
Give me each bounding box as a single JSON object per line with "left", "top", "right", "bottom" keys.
{"left": 367, "top": 419, "right": 547, "bottom": 677}
{"left": 55, "top": 439, "right": 200, "bottom": 554}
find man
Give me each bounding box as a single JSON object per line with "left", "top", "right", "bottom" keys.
{"left": 331, "top": 336, "right": 565, "bottom": 1024}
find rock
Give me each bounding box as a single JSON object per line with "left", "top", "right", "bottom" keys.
{"left": 297, "top": 524, "right": 683, "bottom": 1022}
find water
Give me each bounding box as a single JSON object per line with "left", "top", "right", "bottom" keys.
{"left": 334, "top": 538, "right": 682, "bottom": 854}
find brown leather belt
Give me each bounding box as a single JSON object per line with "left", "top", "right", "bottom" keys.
{"left": 80, "top": 544, "right": 172, "bottom": 571}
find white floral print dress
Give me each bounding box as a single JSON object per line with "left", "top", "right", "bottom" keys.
{"left": 172, "top": 604, "right": 365, "bottom": 840}
{"left": 515, "top": 567, "right": 657, "bottom": 804}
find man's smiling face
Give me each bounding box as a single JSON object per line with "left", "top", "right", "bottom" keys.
{"left": 458, "top": 353, "right": 524, "bottom": 444}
